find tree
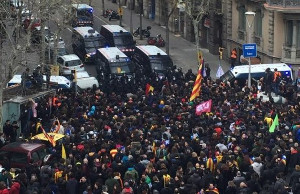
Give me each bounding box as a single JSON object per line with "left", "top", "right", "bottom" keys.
{"left": 0, "top": 0, "right": 71, "bottom": 131}
{"left": 184, "top": 0, "right": 210, "bottom": 59}
{"left": 165, "top": 0, "right": 178, "bottom": 55}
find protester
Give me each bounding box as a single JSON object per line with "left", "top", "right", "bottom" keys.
{"left": 1, "top": 65, "right": 300, "bottom": 194}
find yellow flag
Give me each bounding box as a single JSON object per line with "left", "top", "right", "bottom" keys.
{"left": 62, "top": 144, "right": 66, "bottom": 164}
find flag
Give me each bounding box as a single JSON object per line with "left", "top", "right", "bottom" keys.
{"left": 216, "top": 65, "right": 224, "bottom": 78}
{"left": 145, "top": 83, "right": 154, "bottom": 96}
{"left": 195, "top": 100, "right": 212, "bottom": 115}
{"left": 269, "top": 114, "right": 279, "bottom": 133}
{"left": 62, "top": 144, "right": 66, "bottom": 163}
{"left": 202, "top": 65, "right": 207, "bottom": 77}
{"left": 41, "top": 126, "right": 56, "bottom": 147}
{"left": 190, "top": 64, "right": 203, "bottom": 101}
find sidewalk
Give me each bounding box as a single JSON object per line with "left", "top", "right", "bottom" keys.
{"left": 84, "top": 0, "right": 230, "bottom": 78}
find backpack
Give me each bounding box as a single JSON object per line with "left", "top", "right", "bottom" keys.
{"left": 163, "top": 174, "right": 171, "bottom": 187}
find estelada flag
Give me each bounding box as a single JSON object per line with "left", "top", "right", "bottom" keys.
{"left": 145, "top": 83, "right": 154, "bottom": 96}
{"left": 189, "top": 63, "right": 203, "bottom": 101}
{"left": 41, "top": 126, "right": 56, "bottom": 147}
{"left": 195, "top": 100, "right": 212, "bottom": 115}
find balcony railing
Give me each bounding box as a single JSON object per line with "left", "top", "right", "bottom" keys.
{"left": 266, "top": 0, "right": 300, "bottom": 7}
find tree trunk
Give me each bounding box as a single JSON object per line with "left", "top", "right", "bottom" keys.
{"left": 0, "top": 85, "right": 3, "bottom": 132}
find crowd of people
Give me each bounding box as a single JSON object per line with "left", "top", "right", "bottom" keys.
{"left": 1, "top": 65, "right": 300, "bottom": 194}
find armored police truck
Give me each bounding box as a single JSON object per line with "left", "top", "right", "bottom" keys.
{"left": 95, "top": 47, "right": 135, "bottom": 77}
{"left": 72, "top": 26, "right": 107, "bottom": 63}
{"left": 100, "top": 25, "right": 135, "bottom": 56}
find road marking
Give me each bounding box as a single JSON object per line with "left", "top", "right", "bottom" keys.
{"left": 67, "top": 28, "right": 72, "bottom": 32}
{"left": 94, "top": 14, "right": 109, "bottom": 25}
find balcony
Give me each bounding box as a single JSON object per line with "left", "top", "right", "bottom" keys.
{"left": 265, "top": 0, "right": 300, "bottom": 13}
{"left": 281, "top": 46, "right": 300, "bottom": 64}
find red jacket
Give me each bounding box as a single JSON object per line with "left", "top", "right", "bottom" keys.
{"left": 0, "top": 188, "right": 9, "bottom": 194}
{"left": 9, "top": 182, "right": 20, "bottom": 194}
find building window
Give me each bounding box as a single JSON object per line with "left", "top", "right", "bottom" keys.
{"left": 286, "top": 20, "right": 293, "bottom": 47}
{"left": 239, "top": 6, "right": 246, "bottom": 30}
{"left": 255, "top": 10, "right": 262, "bottom": 37}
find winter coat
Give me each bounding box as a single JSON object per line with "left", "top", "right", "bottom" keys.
{"left": 9, "top": 182, "right": 20, "bottom": 194}
{"left": 251, "top": 162, "right": 263, "bottom": 176}
{"left": 66, "top": 178, "right": 78, "bottom": 194}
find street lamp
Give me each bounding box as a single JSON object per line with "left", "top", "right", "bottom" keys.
{"left": 245, "top": 11, "right": 255, "bottom": 88}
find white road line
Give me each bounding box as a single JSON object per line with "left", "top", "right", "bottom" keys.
{"left": 94, "top": 14, "right": 109, "bottom": 25}
{"left": 67, "top": 28, "right": 72, "bottom": 32}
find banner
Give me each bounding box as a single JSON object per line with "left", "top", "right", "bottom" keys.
{"left": 216, "top": 65, "right": 224, "bottom": 78}
{"left": 196, "top": 100, "right": 212, "bottom": 115}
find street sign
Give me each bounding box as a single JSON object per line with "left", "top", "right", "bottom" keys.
{"left": 243, "top": 43, "right": 257, "bottom": 58}
{"left": 118, "top": 8, "right": 123, "bottom": 16}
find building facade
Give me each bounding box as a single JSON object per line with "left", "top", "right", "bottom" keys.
{"left": 223, "top": 0, "right": 300, "bottom": 65}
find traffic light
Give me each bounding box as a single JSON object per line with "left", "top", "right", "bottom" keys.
{"left": 219, "top": 47, "right": 224, "bottom": 60}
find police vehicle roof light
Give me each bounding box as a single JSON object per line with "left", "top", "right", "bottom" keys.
{"left": 89, "top": 8, "right": 93, "bottom": 13}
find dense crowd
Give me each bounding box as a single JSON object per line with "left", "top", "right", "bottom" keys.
{"left": 2, "top": 66, "right": 300, "bottom": 194}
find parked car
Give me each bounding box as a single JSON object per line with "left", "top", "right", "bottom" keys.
{"left": 57, "top": 54, "right": 85, "bottom": 75}
{"left": 0, "top": 142, "right": 52, "bottom": 169}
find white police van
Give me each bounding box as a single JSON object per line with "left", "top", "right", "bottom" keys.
{"left": 220, "top": 63, "right": 293, "bottom": 84}
{"left": 95, "top": 47, "right": 135, "bottom": 77}
{"left": 72, "top": 26, "right": 107, "bottom": 63}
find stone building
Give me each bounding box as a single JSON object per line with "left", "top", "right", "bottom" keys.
{"left": 223, "top": 0, "right": 300, "bottom": 65}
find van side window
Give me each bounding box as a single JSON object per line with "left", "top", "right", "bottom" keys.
{"left": 11, "top": 153, "right": 27, "bottom": 163}
{"left": 31, "top": 151, "right": 39, "bottom": 162}
{"left": 57, "top": 58, "right": 64, "bottom": 65}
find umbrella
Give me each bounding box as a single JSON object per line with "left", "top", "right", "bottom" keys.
{"left": 31, "top": 133, "right": 65, "bottom": 142}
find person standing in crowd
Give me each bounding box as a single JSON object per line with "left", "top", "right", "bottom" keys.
{"left": 263, "top": 67, "right": 273, "bottom": 96}
{"left": 230, "top": 48, "right": 237, "bottom": 69}
{"left": 273, "top": 68, "right": 282, "bottom": 96}
{"left": 3, "top": 120, "right": 13, "bottom": 143}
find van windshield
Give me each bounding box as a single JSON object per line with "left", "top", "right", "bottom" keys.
{"left": 77, "top": 9, "right": 93, "bottom": 19}
{"left": 11, "top": 152, "right": 27, "bottom": 163}
{"left": 85, "top": 40, "right": 105, "bottom": 49}
{"left": 110, "top": 62, "right": 132, "bottom": 74}
{"left": 150, "top": 59, "right": 172, "bottom": 71}
{"left": 114, "top": 36, "right": 134, "bottom": 46}
{"left": 66, "top": 60, "right": 82, "bottom": 67}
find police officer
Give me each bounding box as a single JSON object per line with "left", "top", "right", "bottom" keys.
{"left": 21, "top": 68, "right": 30, "bottom": 95}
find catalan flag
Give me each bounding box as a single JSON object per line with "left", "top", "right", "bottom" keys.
{"left": 145, "top": 83, "right": 154, "bottom": 96}
{"left": 189, "top": 63, "right": 203, "bottom": 101}
{"left": 41, "top": 126, "right": 56, "bottom": 147}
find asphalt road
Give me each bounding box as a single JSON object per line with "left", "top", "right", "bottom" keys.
{"left": 57, "top": 0, "right": 228, "bottom": 78}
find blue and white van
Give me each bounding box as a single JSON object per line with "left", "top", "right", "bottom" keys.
{"left": 7, "top": 75, "right": 71, "bottom": 89}
{"left": 220, "top": 63, "right": 293, "bottom": 84}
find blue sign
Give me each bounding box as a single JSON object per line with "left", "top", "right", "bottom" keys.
{"left": 243, "top": 43, "right": 257, "bottom": 57}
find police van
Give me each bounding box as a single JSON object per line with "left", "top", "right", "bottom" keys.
{"left": 72, "top": 26, "right": 107, "bottom": 63}
{"left": 220, "top": 63, "right": 293, "bottom": 85}
{"left": 132, "top": 45, "right": 174, "bottom": 78}
{"left": 71, "top": 4, "right": 94, "bottom": 27}
{"left": 100, "top": 25, "right": 135, "bottom": 56}
{"left": 95, "top": 47, "right": 135, "bottom": 77}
